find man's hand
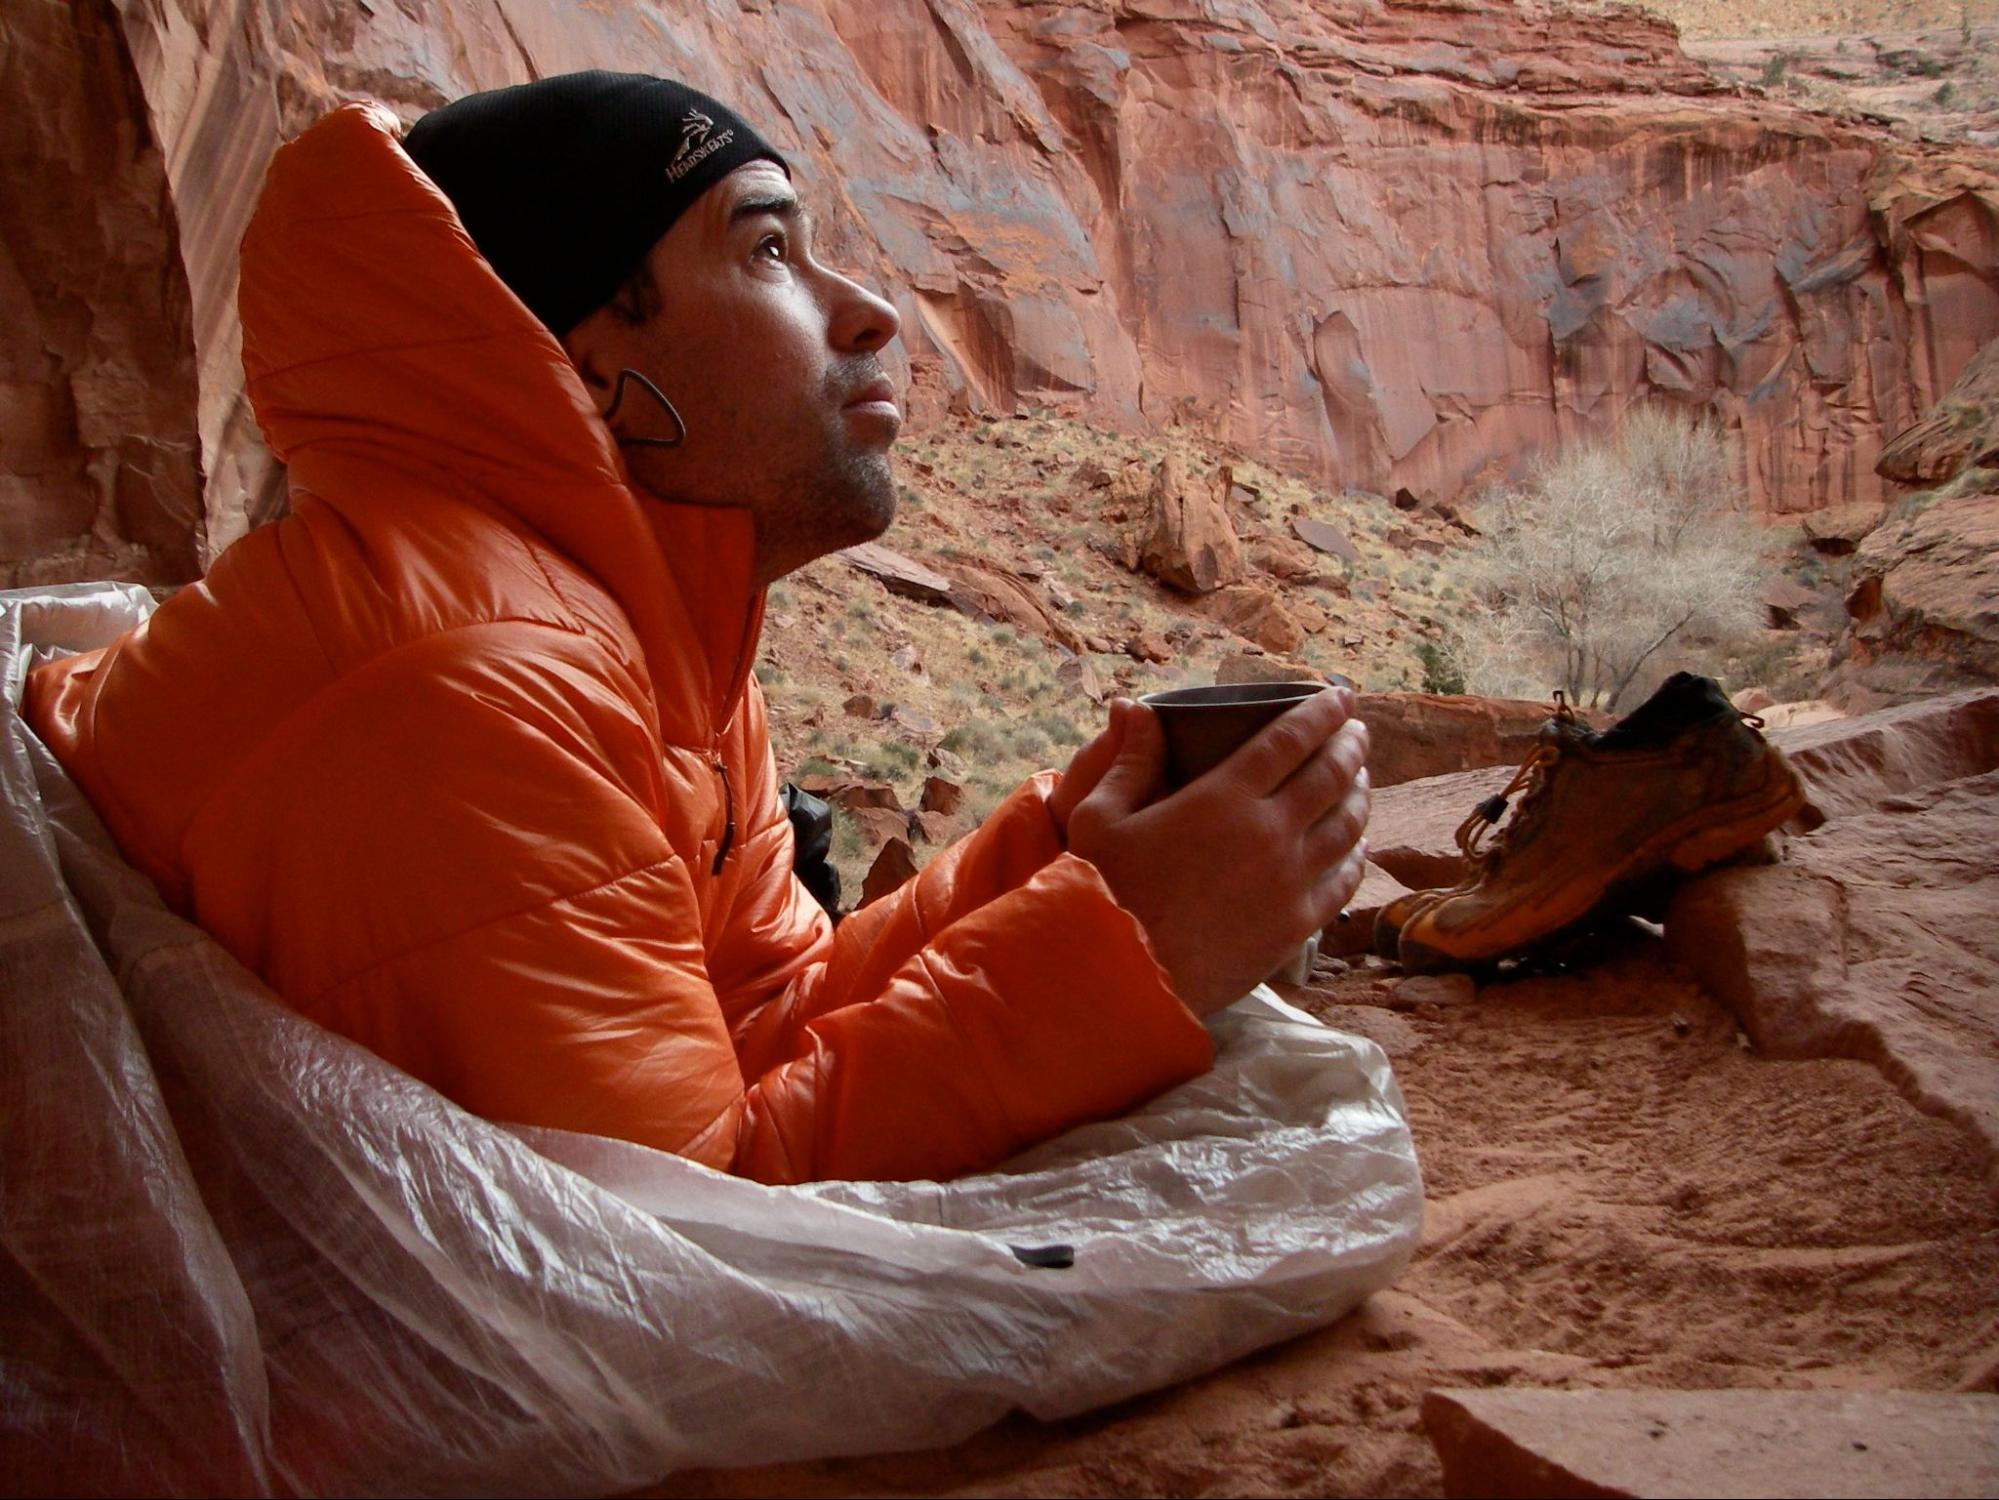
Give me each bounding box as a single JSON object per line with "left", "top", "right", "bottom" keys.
{"left": 1063, "top": 691, "right": 1370, "bottom": 1017}
{"left": 1047, "top": 701, "right": 1130, "bottom": 838}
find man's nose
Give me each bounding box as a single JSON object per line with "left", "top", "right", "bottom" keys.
{"left": 827, "top": 271, "right": 901, "bottom": 354}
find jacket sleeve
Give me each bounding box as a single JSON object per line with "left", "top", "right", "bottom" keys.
{"left": 196, "top": 629, "right": 1208, "bottom": 1184}
{"left": 725, "top": 826, "right": 1216, "bottom": 1184}
{"left": 705, "top": 685, "right": 1216, "bottom": 1183}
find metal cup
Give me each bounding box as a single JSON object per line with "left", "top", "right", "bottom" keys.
{"left": 1139, "top": 681, "right": 1330, "bottom": 789}
{"left": 1138, "top": 681, "right": 1332, "bottom": 987}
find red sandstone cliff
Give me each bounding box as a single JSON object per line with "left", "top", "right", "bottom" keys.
{"left": 4, "top": 0, "right": 1996, "bottom": 585}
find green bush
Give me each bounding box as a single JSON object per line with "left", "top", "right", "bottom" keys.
{"left": 1417, "top": 642, "right": 1466, "bottom": 695}
{"left": 939, "top": 719, "right": 1007, "bottom": 761}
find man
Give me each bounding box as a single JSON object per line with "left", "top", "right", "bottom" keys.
{"left": 25, "top": 74, "right": 1369, "bottom": 1184}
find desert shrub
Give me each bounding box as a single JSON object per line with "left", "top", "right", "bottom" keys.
{"left": 832, "top": 813, "right": 866, "bottom": 865}
{"left": 1416, "top": 642, "right": 1466, "bottom": 695}
{"left": 1031, "top": 710, "right": 1089, "bottom": 748}
{"left": 1004, "top": 721, "right": 1053, "bottom": 761}
{"left": 1453, "top": 407, "right": 1763, "bottom": 712}
{"left": 939, "top": 719, "right": 1007, "bottom": 761}
{"left": 861, "top": 739, "right": 921, "bottom": 778}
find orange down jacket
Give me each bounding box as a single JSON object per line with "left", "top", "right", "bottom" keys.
{"left": 24, "top": 104, "right": 1212, "bottom": 1184}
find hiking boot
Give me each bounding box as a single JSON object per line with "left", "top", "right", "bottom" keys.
{"left": 1371, "top": 888, "right": 1448, "bottom": 960}
{"left": 1371, "top": 701, "right": 1601, "bottom": 961}
{"left": 1395, "top": 673, "right": 1808, "bottom": 973}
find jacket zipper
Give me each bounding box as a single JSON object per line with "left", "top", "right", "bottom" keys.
{"left": 712, "top": 759, "right": 735, "bottom": 875}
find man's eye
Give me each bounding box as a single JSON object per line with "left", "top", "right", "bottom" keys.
{"left": 756, "top": 234, "right": 787, "bottom": 263}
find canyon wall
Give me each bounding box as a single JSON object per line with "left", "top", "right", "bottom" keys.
{"left": 4, "top": 0, "right": 1997, "bottom": 584}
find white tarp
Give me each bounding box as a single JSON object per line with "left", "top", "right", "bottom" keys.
{"left": 0, "top": 583, "right": 1423, "bottom": 1497}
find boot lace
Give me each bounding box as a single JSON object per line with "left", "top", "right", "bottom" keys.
{"left": 1451, "top": 691, "right": 1579, "bottom": 876}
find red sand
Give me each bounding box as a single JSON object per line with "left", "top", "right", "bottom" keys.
{"left": 653, "top": 931, "right": 1999, "bottom": 1497}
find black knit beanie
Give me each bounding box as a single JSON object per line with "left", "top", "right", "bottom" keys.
{"left": 403, "top": 71, "right": 788, "bottom": 335}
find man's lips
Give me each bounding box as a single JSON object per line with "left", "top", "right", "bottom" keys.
{"left": 843, "top": 377, "right": 900, "bottom": 415}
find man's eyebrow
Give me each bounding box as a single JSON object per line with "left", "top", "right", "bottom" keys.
{"left": 729, "top": 193, "right": 806, "bottom": 226}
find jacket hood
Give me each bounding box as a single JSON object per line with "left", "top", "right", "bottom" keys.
{"left": 237, "top": 102, "right": 761, "bottom": 740}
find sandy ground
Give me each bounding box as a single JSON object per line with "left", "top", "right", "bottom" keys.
{"left": 652, "top": 928, "right": 1999, "bottom": 1497}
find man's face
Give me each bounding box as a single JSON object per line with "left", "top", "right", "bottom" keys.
{"left": 562, "top": 161, "right": 903, "bottom": 587}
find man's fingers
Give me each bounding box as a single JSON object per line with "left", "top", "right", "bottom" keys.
{"left": 1310, "top": 842, "right": 1369, "bottom": 929}
{"left": 1224, "top": 686, "right": 1354, "bottom": 795}
{"left": 1079, "top": 700, "right": 1165, "bottom": 818}
{"left": 1275, "top": 720, "right": 1369, "bottom": 823}
{"left": 1304, "top": 772, "right": 1370, "bottom": 869}
{"left": 1051, "top": 699, "right": 1130, "bottom": 831}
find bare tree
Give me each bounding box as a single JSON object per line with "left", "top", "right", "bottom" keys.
{"left": 1454, "top": 408, "right": 1764, "bottom": 712}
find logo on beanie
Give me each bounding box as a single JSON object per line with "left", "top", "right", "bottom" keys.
{"left": 666, "top": 108, "right": 735, "bottom": 183}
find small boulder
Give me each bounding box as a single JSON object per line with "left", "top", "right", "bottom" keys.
{"left": 1135, "top": 451, "right": 1244, "bottom": 595}
{"left": 910, "top": 810, "right": 956, "bottom": 846}
{"left": 1758, "top": 575, "right": 1817, "bottom": 629}
{"left": 919, "top": 776, "right": 964, "bottom": 816}
{"left": 1293, "top": 516, "right": 1360, "bottom": 563}
{"left": 845, "top": 805, "right": 915, "bottom": 850}
{"left": 1201, "top": 585, "right": 1306, "bottom": 654}
{"left": 793, "top": 776, "right": 902, "bottom": 814}
{"left": 839, "top": 541, "right": 953, "bottom": 603}
{"left": 1215, "top": 651, "right": 1323, "bottom": 687}
{"left": 885, "top": 706, "right": 937, "bottom": 740}
{"left": 859, "top": 837, "right": 921, "bottom": 907}
{"left": 1248, "top": 537, "right": 1323, "bottom": 582}
{"left": 943, "top": 562, "right": 1085, "bottom": 653}
{"left": 1055, "top": 654, "right": 1105, "bottom": 703}
{"left": 1800, "top": 501, "right": 1885, "bottom": 556}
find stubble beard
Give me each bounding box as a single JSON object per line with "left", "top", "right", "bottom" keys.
{"left": 814, "top": 442, "right": 896, "bottom": 543}
{"left": 754, "top": 412, "right": 897, "bottom": 583}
